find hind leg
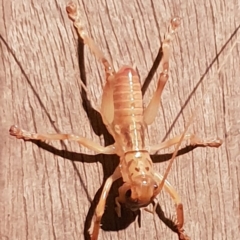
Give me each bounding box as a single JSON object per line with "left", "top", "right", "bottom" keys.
{"left": 66, "top": 1, "right": 115, "bottom": 77}
{"left": 143, "top": 17, "right": 180, "bottom": 125}
{"left": 66, "top": 2, "right": 116, "bottom": 132}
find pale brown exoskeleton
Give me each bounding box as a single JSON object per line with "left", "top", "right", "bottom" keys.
{"left": 9, "top": 2, "right": 223, "bottom": 240}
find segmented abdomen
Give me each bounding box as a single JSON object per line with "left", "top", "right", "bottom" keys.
{"left": 112, "top": 66, "right": 146, "bottom": 151}
{"left": 113, "top": 66, "right": 143, "bottom": 124}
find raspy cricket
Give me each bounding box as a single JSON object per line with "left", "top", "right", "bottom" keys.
{"left": 8, "top": 1, "right": 225, "bottom": 240}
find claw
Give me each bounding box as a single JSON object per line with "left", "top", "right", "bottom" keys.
{"left": 207, "top": 137, "right": 223, "bottom": 147}
{"left": 66, "top": 1, "right": 77, "bottom": 21}
{"left": 9, "top": 125, "right": 33, "bottom": 140}
{"left": 177, "top": 227, "right": 191, "bottom": 240}
{"left": 190, "top": 134, "right": 223, "bottom": 148}
{"left": 9, "top": 125, "right": 23, "bottom": 139}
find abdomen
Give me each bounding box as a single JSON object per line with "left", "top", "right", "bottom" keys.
{"left": 113, "top": 66, "right": 143, "bottom": 125}
{"left": 112, "top": 66, "right": 146, "bottom": 151}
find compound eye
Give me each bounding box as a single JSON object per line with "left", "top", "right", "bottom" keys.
{"left": 125, "top": 189, "right": 138, "bottom": 203}
{"left": 125, "top": 189, "right": 131, "bottom": 198}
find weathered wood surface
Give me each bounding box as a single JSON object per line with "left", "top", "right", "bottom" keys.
{"left": 1, "top": 0, "right": 239, "bottom": 239}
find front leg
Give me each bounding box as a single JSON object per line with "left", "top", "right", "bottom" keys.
{"left": 154, "top": 172, "right": 190, "bottom": 240}
{"left": 9, "top": 125, "right": 116, "bottom": 154}
{"left": 90, "top": 167, "right": 121, "bottom": 240}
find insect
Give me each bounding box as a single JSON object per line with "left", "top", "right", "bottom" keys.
{"left": 9, "top": 1, "right": 223, "bottom": 240}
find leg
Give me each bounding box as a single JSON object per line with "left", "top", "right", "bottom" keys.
{"left": 66, "top": 2, "right": 116, "bottom": 130}
{"left": 154, "top": 172, "right": 190, "bottom": 240}
{"left": 90, "top": 167, "right": 121, "bottom": 240}
{"left": 100, "top": 78, "right": 115, "bottom": 127}
{"left": 150, "top": 133, "right": 223, "bottom": 154}
{"left": 115, "top": 183, "right": 131, "bottom": 217}
{"left": 9, "top": 125, "right": 115, "bottom": 154}
{"left": 144, "top": 17, "right": 180, "bottom": 125}
{"left": 66, "top": 2, "right": 115, "bottom": 78}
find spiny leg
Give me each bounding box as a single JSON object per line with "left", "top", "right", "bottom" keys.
{"left": 150, "top": 133, "right": 223, "bottom": 154}
{"left": 9, "top": 125, "right": 116, "bottom": 154}
{"left": 90, "top": 167, "right": 121, "bottom": 240}
{"left": 66, "top": 1, "right": 115, "bottom": 78}
{"left": 154, "top": 172, "right": 190, "bottom": 240}
{"left": 66, "top": 2, "right": 115, "bottom": 132}
{"left": 144, "top": 17, "right": 180, "bottom": 125}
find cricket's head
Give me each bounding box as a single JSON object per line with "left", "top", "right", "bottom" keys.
{"left": 126, "top": 176, "right": 158, "bottom": 210}
{"left": 119, "top": 152, "right": 159, "bottom": 210}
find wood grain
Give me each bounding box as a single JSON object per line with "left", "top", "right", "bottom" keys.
{"left": 1, "top": 0, "right": 239, "bottom": 239}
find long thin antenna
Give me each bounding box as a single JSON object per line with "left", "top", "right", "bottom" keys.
{"left": 158, "top": 38, "right": 239, "bottom": 193}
